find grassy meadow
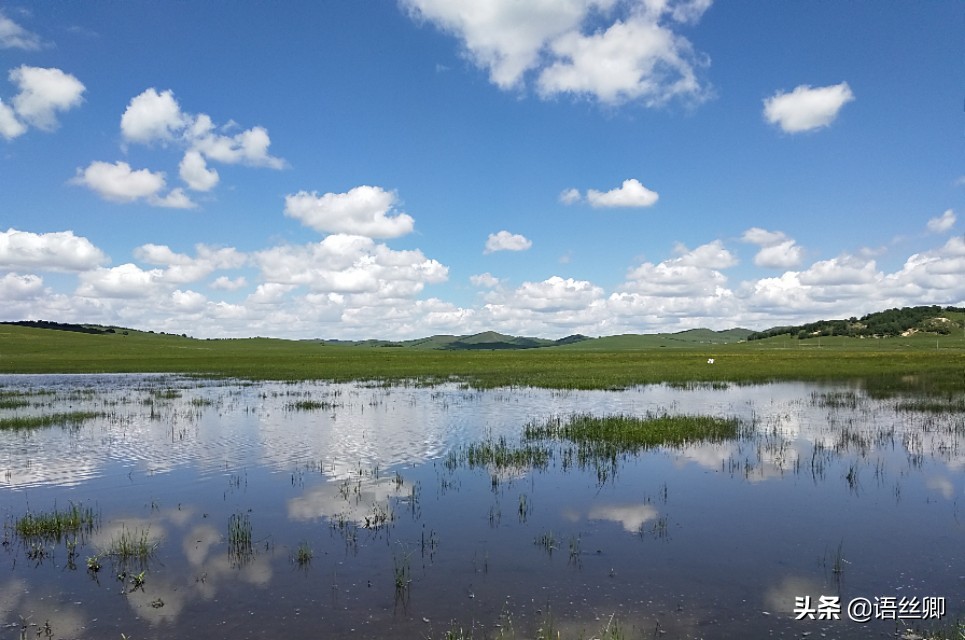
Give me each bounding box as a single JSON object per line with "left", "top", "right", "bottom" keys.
{"left": 0, "top": 324, "right": 962, "bottom": 392}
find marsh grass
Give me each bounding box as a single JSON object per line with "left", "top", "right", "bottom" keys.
{"left": 228, "top": 512, "right": 253, "bottom": 564}
{"left": 285, "top": 399, "right": 335, "bottom": 411}
{"left": 0, "top": 411, "right": 101, "bottom": 431}
{"left": 2, "top": 323, "right": 962, "bottom": 392}
{"left": 107, "top": 526, "right": 156, "bottom": 562}
{"left": 525, "top": 412, "right": 741, "bottom": 451}
{"left": 895, "top": 396, "right": 965, "bottom": 413}
{"left": 15, "top": 504, "right": 97, "bottom": 541}
{"left": 292, "top": 541, "right": 312, "bottom": 567}
{"left": 463, "top": 437, "right": 552, "bottom": 471}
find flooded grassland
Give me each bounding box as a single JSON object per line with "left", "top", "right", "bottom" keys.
{"left": 0, "top": 375, "right": 961, "bottom": 639}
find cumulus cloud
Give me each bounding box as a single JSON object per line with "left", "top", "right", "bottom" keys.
{"left": 72, "top": 87, "right": 283, "bottom": 203}
{"left": 401, "top": 0, "right": 710, "bottom": 106}
{"left": 1, "top": 66, "right": 85, "bottom": 139}
{"left": 585, "top": 178, "right": 659, "bottom": 208}
{"left": 71, "top": 161, "right": 196, "bottom": 208}
{"left": 77, "top": 263, "right": 164, "bottom": 299}
{"left": 133, "top": 243, "right": 247, "bottom": 283}
{"left": 284, "top": 186, "right": 415, "bottom": 238}
{"left": 926, "top": 209, "right": 955, "bottom": 234}
{"left": 537, "top": 13, "right": 707, "bottom": 106}
{"left": 470, "top": 272, "right": 501, "bottom": 288}
{"left": 120, "top": 88, "right": 284, "bottom": 169}
{"left": 0, "top": 99, "right": 26, "bottom": 139}
{"left": 0, "top": 272, "right": 44, "bottom": 299}
{"left": 0, "top": 228, "right": 107, "bottom": 271}
{"left": 741, "top": 227, "right": 804, "bottom": 268}
{"left": 120, "top": 88, "right": 186, "bottom": 144}
{"left": 179, "top": 150, "right": 220, "bottom": 191}
{"left": 254, "top": 234, "right": 447, "bottom": 297}
{"left": 763, "top": 82, "right": 854, "bottom": 133}
{"left": 484, "top": 230, "right": 532, "bottom": 254}
{"left": 0, "top": 11, "right": 43, "bottom": 50}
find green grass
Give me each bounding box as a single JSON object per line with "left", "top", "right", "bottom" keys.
{"left": 525, "top": 412, "right": 741, "bottom": 449}
{"left": 0, "top": 324, "right": 962, "bottom": 392}
{"left": 107, "top": 526, "right": 156, "bottom": 561}
{"left": 0, "top": 411, "right": 101, "bottom": 431}
{"left": 463, "top": 437, "right": 552, "bottom": 471}
{"left": 14, "top": 504, "right": 97, "bottom": 540}
{"left": 228, "top": 512, "right": 253, "bottom": 563}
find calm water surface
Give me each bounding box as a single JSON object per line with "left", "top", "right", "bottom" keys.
{"left": 0, "top": 374, "right": 961, "bottom": 639}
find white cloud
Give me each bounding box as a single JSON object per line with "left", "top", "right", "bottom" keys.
{"left": 71, "top": 161, "right": 196, "bottom": 209}
{"left": 402, "top": 0, "right": 710, "bottom": 106}
{"left": 537, "top": 13, "right": 706, "bottom": 106}
{"left": 210, "top": 275, "right": 247, "bottom": 291}
{"left": 0, "top": 272, "right": 44, "bottom": 299}
{"left": 171, "top": 289, "right": 207, "bottom": 312}
{"left": 0, "top": 66, "right": 84, "bottom": 139}
{"left": 586, "top": 178, "right": 659, "bottom": 208}
{"left": 77, "top": 263, "right": 164, "bottom": 299}
{"left": 798, "top": 255, "right": 879, "bottom": 287}
{"left": 150, "top": 187, "right": 196, "bottom": 209}
{"left": 179, "top": 150, "right": 220, "bottom": 191}
{"left": 192, "top": 124, "right": 284, "bottom": 169}
{"left": 763, "top": 82, "right": 854, "bottom": 133}
{"left": 741, "top": 227, "right": 804, "bottom": 268}
{"left": 254, "top": 234, "right": 447, "bottom": 296}
{"left": 0, "top": 99, "right": 26, "bottom": 139}
{"left": 470, "top": 272, "right": 501, "bottom": 288}
{"left": 8, "top": 66, "right": 85, "bottom": 131}
{"left": 926, "top": 209, "right": 955, "bottom": 234}
{"left": 0, "top": 228, "right": 107, "bottom": 271}
{"left": 671, "top": 239, "right": 737, "bottom": 269}
{"left": 401, "top": 0, "right": 604, "bottom": 90}
{"left": 484, "top": 230, "right": 532, "bottom": 254}
{"left": 120, "top": 88, "right": 284, "bottom": 169}
{"left": 559, "top": 187, "right": 582, "bottom": 205}
{"left": 284, "top": 186, "right": 415, "bottom": 238}
{"left": 485, "top": 276, "right": 604, "bottom": 316}
{"left": 0, "top": 11, "right": 43, "bottom": 50}
{"left": 134, "top": 243, "right": 247, "bottom": 283}
{"left": 120, "top": 88, "right": 186, "bottom": 144}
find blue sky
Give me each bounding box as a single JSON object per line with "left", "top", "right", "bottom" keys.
{"left": 1, "top": 0, "right": 962, "bottom": 339}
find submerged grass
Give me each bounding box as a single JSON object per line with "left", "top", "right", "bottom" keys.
{"left": 525, "top": 412, "right": 741, "bottom": 450}
{"left": 464, "top": 437, "right": 552, "bottom": 471}
{"left": 15, "top": 504, "right": 97, "bottom": 541}
{"left": 107, "top": 526, "right": 156, "bottom": 561}
{"left": 0, "top": 411, "right": 101, "bottom": 430}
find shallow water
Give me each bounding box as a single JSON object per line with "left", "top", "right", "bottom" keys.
{"left": 0, "top": 375, "right": 961, "bottom": 639}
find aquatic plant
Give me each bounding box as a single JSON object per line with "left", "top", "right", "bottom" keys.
{"left": 524, "top": 412, "right": 740, "bottom": 450}
{"left": 107, "top": 526, "right": 156, "bottom": 562}
{"left": 292, "top": 541, "right": 312, "bottom": 567}
{"left": 15, "top": 504, "right": 97, "bottom": 541}
{"left": 0, "top": 411, "right": 101, "bottom": 431}
{"left": 228, "top": 512, "right": 253, "bottom": 564}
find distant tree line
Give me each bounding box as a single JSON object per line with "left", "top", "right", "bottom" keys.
{"left": 0, "top": 320, "right": 117, "bottom": 335}
{"left": 747, "top": 305, "right": 965, "bottom": 341}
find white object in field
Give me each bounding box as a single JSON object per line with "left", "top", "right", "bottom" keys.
{"left": 707, "top": 358, "right": 715, "bottom": 364}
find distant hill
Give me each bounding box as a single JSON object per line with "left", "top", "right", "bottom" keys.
{"left": 748, "top": 305, "right": 965, "bottom": 341}
{"left": 319, "top": 331, "right": 593, "bottom": 350}
{"left": 5, "top": 305, "right": 961, "bottom": 347}
{"left": 317, "top": 328, "right": 752, "bottom": 350}
{"left": 557, "top": 328, "right": 753, "bottom": 350}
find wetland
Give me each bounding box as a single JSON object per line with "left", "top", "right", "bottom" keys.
{"left": 0, "top": 374, "right": 961, "bottom": 639}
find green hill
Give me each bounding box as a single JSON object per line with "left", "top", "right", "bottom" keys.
{"left": 748, "top": 305, "right": 965, "bottom": 341}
